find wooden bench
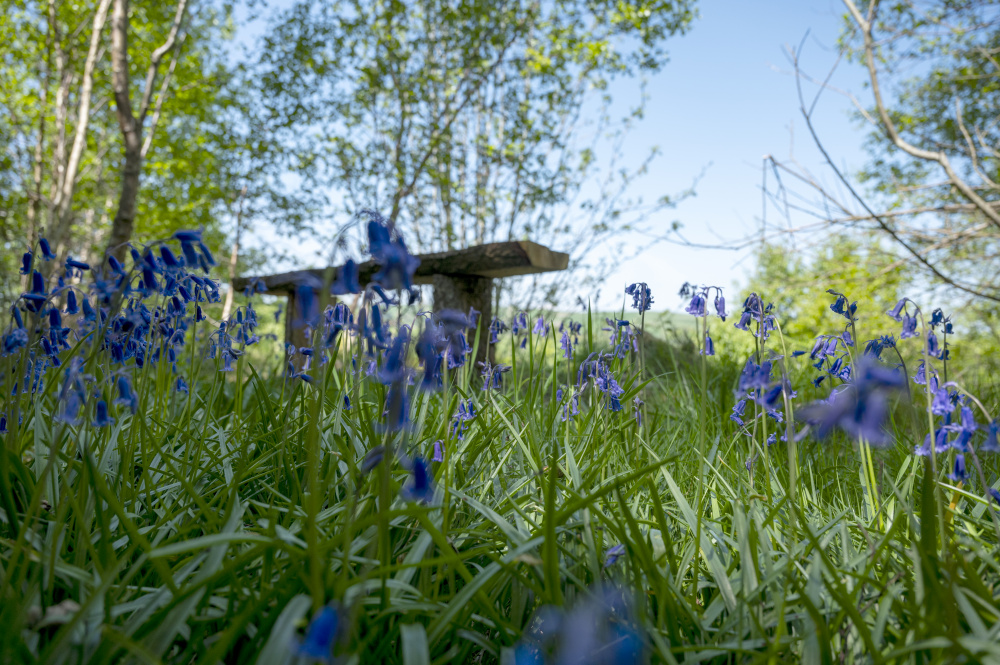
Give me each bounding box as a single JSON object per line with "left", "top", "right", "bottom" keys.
{"left": 233, "top": 240, "right": 569, "bottom": 361}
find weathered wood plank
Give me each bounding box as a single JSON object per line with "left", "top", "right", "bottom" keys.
{"left": 233, "top": 240, "right": 568, "bottom": 294}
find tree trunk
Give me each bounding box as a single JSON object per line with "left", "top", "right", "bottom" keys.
{"left": 107, "top": 0, "right": 142, "bottom": 263}
{"left": 106, "top": 0, "right": 187, "bottom": 263}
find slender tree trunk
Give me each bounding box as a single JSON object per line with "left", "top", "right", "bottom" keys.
{"left": 106, "top": 0, "right": 188, "bottom": 263}
{"left": 107, "top": 0, "right": 141, "bottom": 263}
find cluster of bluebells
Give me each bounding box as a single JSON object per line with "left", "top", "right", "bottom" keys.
{"left": 625, "top": 282, "right": 653, "bottom": 313}
{"left": 603, "top": 318, "right": 638, "bottom": 359}
{"left": 732, "top": 292, "right": 777, "bottom": 340}
{"left": 3, "top": 230, "right": 222, "bottom": 432}
{"left": 680, "top": 282, "right": 725, "bottom": 355}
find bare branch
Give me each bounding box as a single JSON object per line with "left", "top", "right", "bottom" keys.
{"left": 842, "top": 0, "right": 1000, "bottom": 233}
{"left": 138, "top": 0, "right": 189, "bottom": 124}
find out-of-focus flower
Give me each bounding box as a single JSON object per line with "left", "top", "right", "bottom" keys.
{"left": 295, "top": 603, "right": 343, "bottom": 662}
{"left": 603, "top": 544, "right": 626, "bottom": 568}
{"left": 798, "top": 358, "right": 906, "bottom": 446}
{"left": 92, "top": 400, "right": 114, "bottom": 428}
{"left": 400, "top": 457, "right": 434, "bottom": 503}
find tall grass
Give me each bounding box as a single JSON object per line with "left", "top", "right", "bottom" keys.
{"left": 2, "top": 233, "right": 1000, "bottom": 664}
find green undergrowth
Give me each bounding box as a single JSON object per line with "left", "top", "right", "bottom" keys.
{"left": 2, "top": 308, "right": 1000, "bottom": 665}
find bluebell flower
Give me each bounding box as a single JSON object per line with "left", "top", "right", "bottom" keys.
{"left": 632, "top": 397, "right": 643, "bottom": 426}
{"left": 296, "top": 603, "right": 343, "bottom": 661}
{"left": 366, "top": 212, "right": 421, "bottom": 290}
{"left": 603, "top": 544, "right": 626, "bottom": 568}
{"left": 625, "top": 283, "right": 653, "bottom": 312}
{"left": 948, "top": 454, "right": 968, "bottom": 482}
{"left": 115, "top": 375, "right": 138, "bottom": 412}
{"left": 360, "top": 446, "right": 385, "bottom": 475}
{"left": 982, "top": 421, "right": 1000, "bottom": 453}
{"left": 561, "top": 393, "right": 580, "bottom": 421}
{"left": 378, "top": 334, "right": 408, "bottom": 385}
{"left": 23, "top": 270, "right": 48, "bottom": 312}
{"left": 730, "top": 399, "right": 747, "bottom": 427}
{"left": 989, "top": 488, "right": 1000, "bottom": 508}
{"left": 39, "top": 237, "right": 56, "bottom": 261}
{"left": 20, "top": 252, "right": 33, "bottom": 275}
{"left": 701, "top": 332, "right": 714, "bottom": 356}
{"left": 401, "top": 457, "right": 434, "bottom": 503}
{"left": 684, "top": 293, "right": 706, "bottom": 317}
{"left": 515, "top": 586, "right": 645, "bottom": 665}
{"left": 900, "top": 314, "right": 918, "bottom": 339}
{"left": 432, "top": 440, "right": 444, "bottom": 462}
{"left": 489, "top": 318, "right": 507, "bottom": 344}
{"left": 175, "top": 377, "right": 189, "bottom": 394}
{"left": 3, "top": 327, "right": 28, "bottom": 356}
{"left": 449, "top": 399, "right": 476, "bottom": 440}
{"left": 533, "top": 316, "right": 547, "bottom": 335}
{"left": 887, "top": 299, "right": 906, "bottom": 322}
{"left": 0, "top": 415, "right": 7, "bottom": 433}
{"left": 798, "top": 358, "right": 906, "bottom": 446}
{"left": 714, "top": 294, "right": 726, "bottom": 321}
{"left": 382, "top": 385, "right": 409, "bottom": 431}
{"left": 738, "top": 358, "right": 772, "bottom": 392}
{"left": 926, "top": 331, "right": 940, "bottom": 357}
{"left": 947, "top": 405, "right": 977, "bottom": 452}
{"left": 92, "top": 400, "right": 114, "bottom": 428}
{"left": 915, "top": 420, "right": 951, "bottom": 456}
{"left": 560, "top": 330, "right": 573, "bottom": 359}
{"left": 930, "top": 379, "right": 954, "bottom": 416}
{"left": 65, "top": 256, "right": 90, "bottom": 273}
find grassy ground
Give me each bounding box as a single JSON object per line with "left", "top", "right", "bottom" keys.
{"left": 2, "top": 289, "right": 1000, "bottom": 664}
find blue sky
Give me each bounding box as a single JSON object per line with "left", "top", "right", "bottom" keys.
{"left": 592, "top": 0, "right": 873, "bottom": 312}
{"left": 240, "top": 0, "right": 876, "bottom": 312}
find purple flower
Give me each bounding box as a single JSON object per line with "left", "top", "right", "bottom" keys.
{"left": 887, "top": 299, "right": 906, "bottom": 322}
{"left": 625, "top": 283, "right": 653, "bottom": 313}
{"left": 798, "top": 358, "right": 906, "bottom": 446}
{"left": 730, "top": 399, "right": 747, "bottom": 427}
{"left": 701, "top": 332, "right": 714, "bottom": 356}
{"left": 296, "top": 603, "right": 342, "bottom": 661}
{"left": 366, "top": 211, "right": 421, "bottom": 290}
{"left": 39, "top": 237, "right": 56, "bottom": 261}
{"left": 930, "top": 380, "right": 954, "bottom": 416}
{"left": 533, "top": 316, "right": 547, "bottom": 335}
{"left": 560, "top": 330, "right": 573, "bottom": 359}
{"left": 360, "top": 446, "right": 385, "bottom": 475}
{"left": 982, "top": 421, "right": 1000, "bottom": 453}
{"left": 684, "top": 294, "right": 706, "bottom": 317}
{"left": 603, "top": 544, "right": 626, "bottom": 568}
{"left": 926, "top": 331, "right": 940, "bottom": 358}
{"left": 900, "top": 314, "right": 918, "bottom": 339}
{"left": 400, "top": 457, "right": 434, "bottom": 503}
{"left": 92, "top": 400, "right": 114, "bottom": 428}
{"left": 20, "top": 252, "right": 33, "bottom": 275}
{"left": 432, "top": 440, "right": 444, "bottom": 462}
{"left": 948, "top": 454, "right": 967, "bottom": 483}
{"left": 714, "top": 294, "right": 726, "bottom": 321}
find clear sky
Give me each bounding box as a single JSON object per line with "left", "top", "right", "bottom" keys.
{"left": 240, "top": 0, "right": 875, "bottom": 313}
{"left": 591, "top": 0, "right": 872, "bottom": 313}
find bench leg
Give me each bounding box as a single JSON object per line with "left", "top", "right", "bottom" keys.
{"left": 431, "top": 275, "right": 493, "bottom": 366}
{"left": 283, "top": 290, "right": 311, "bottom": 351}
